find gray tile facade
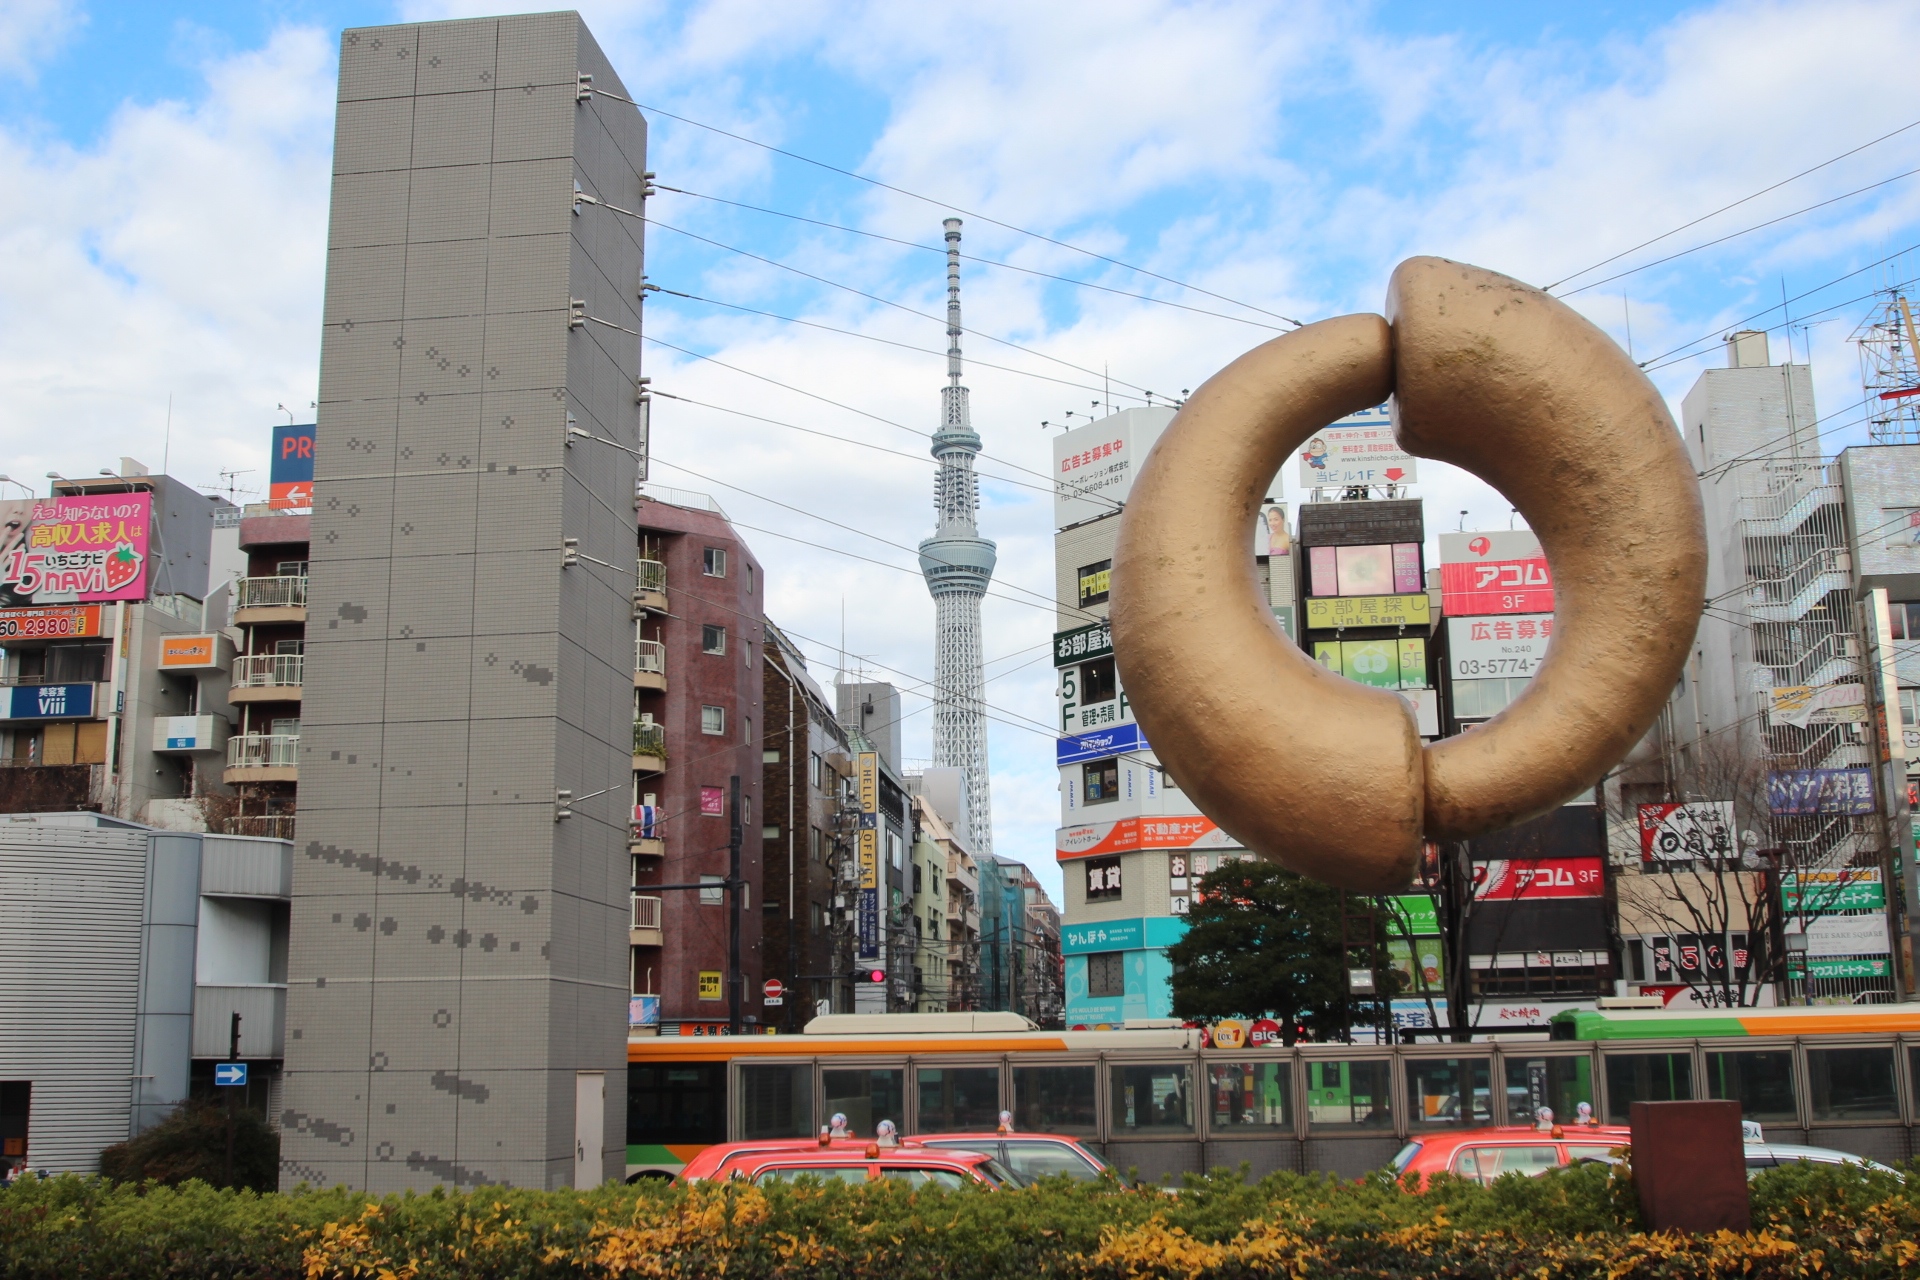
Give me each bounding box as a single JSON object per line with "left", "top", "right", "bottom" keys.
{"left": 283, "top": 12, "right": 644, "bottom": 1191}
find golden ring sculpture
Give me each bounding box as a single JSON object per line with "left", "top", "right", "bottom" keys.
{"left": 1111, "top": 257, "right": 1707, "bottom": 892}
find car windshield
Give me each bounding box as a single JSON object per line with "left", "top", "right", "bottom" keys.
{"left": 754, "top": 1166, "right": 871, "bottom": 1185}
{"left": 1390, "top": 1142, "right": 1423, "bottom": 1173}
{"left": 1003, "top": 1142, "right": 1102, "bottom": 1183}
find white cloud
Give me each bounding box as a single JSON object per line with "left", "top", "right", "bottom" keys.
{"left": 0, "top": 0, "right": 80, "bottom": 81}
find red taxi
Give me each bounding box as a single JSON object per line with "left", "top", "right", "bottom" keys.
{"left": 1392, "top": 1124, "right": 1629, "bottom": 1186}
{"left": 680, "top": 1131, "right": 1113, "bottom": 1186}
{"left": 727, "top": 1144, "right": 1012, "bottom": 1189}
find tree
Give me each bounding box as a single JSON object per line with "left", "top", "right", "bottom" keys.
{"left": 97, "top": 1100, "right": 279, "bottom": 1191}
{"left": 1167, "top": 861, "right": 1397, "bottom": 1043}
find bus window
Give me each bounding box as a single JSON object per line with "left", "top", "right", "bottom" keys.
{"left": 1603, "top": 1053, "right": 1693, "bottom": 1123}
{"left": 740, "top": 1064, "right": 814, "bottom": 1139}
{"left": 1205, "top": 1062, "right": 1291, "bottom": 1130}
{"left": 1011, "top": 1065, "right": 1098, "bottom": 1136}
{"left": 1110, "top": 1063, "right": 1193, "bottom": 1134}
{"left": 1807, "top": 1047, "right": 1898, "bottom": 1122}
{"left": 1504, "top": 1056, "right": 1592, "bottom": 1129}
{"left": 1405, "top": 1058, "right": 1490, "bottom": 1127}
{"left": 916, "top": 1066, "right": 1001, "bottom": 1132}
{"left": 629, "top": 1063, "right": 726, "bottom": 1148}
{"left": 822, "top": 1068, "right": 904, "bottom": 1138}
{"left": 1305, "top": 1059, "right": 1392, "bottom": 1130}
{"left": 1705, "top": 1050, "right": 1797, "bottom": 1124}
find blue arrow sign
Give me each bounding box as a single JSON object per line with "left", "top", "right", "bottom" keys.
{"left": 214, "top": 1062, "right": 249, "bottom": 1087}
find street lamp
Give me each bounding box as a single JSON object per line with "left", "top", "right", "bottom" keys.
{"left": 0, "top": 475, "right": 34, "bottom": 498}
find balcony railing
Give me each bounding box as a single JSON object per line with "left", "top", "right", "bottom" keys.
{"left": 632, "top": 894, "right": 662, "bottom": 930}
{"left": 633, "top": 721, "right": 665, "bottom": 758}
{"left": 220, "top": 814, "right": 295, "bottom": 839}
{"left": 233, "top": 653, "right": 304, "bottom": 688}
{"left": 235, "top": 576, "right": 308, "bottom": 609}
{"left": 226, "top": 733, "right": 299, "bottom": 769}
{"left": 638, "top": 559, "right": 666, "bottom": 594}
{"left": 636, "top": 639, "right": 665, "bottom": 675}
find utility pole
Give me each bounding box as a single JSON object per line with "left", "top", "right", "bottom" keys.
{"left": 728, "top": 774, "right": 742, "bottom": 1036}
{"left": 223, "top": 1011, "right": 241, "bottom": 1186}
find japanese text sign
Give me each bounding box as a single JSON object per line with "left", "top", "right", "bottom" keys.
{"left": 0, "top": 495, "right": 152, "bottom": 604}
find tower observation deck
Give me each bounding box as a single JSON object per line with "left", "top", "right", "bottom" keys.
{"left": 918, "top": 218, "right": 996, "bottom": 856}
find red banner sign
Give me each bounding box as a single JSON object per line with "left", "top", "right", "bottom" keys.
{"left": 0, "top": 604, "right": 103, "bottom": 639}
{"left": 1441, "top": 557, "right": 1554, "bottom": 616}
{"left": 1471, "top": 857, "right": 1604, "bottom": 900}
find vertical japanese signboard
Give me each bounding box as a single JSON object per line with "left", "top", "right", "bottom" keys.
{"left": 0, "top": 496, "right": 152, "bottom": 605}
{"left": 856, "top": 751, "right": 880, "bottom": 960}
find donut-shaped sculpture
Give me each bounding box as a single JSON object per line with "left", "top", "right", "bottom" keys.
{"left": 1109, "top": 257, "right": 1706, "bottom": 892}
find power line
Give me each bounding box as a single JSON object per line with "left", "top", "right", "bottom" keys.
{"left": 1558, "top": 164, "right": 1920, "bottom": 298}
{"left": 645, "top": 335, "right": 1122, "bottom": 513}
{"left": 654, "top": 184, "right": 1292, "bottom": 331}
{"left": 647, "top": 215, "right": 1156, "bottom": 396}
{"left": 654, "top": 286, "right": 1157, "bottom": 402}
{"left": 1547, "top": 116, "right": 1920, "bottom": 291}
{"left": 599, "top": 90, "right": 1301, "bottom": 328}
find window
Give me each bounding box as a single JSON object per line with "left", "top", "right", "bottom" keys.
{"left": 1080, "top": 656, "right": 1117, "bottom": 704}
{"left": 913, "top": 864, "right": 923, "bottom": 895}
{"left": 1602, "top": 1053, "right": 1693, "bottom": 1123}
{"left": 1110, "top": 1063, "right": 1192, "bottom": 1133}
{"left": 1087, "top": 951, "right": 1125, "bottom": 997}
{"left": 1077, "top": 559, "right": 1111, "bottom": 607}
{"left": 627, "top": 1063, "right": 726, "bottom": 1147}
{"left": 887, "top": 830, "right": 902, "bottom": 870}
{"left": 273, "top": 638, "right": 305, "bottom": 655}
{"left": 276, "top": 559, "right": 309, "bottom": 577}
{"left": 701, "top": 705, "right": 725, "bottom": 735}
{"left": 744, "top": 716, "right": 752, "bottom": 744}
{"left": 1304, "top": 1059, "right": 1394, "bottom": 1130}
{"left": 700, "top": 874, "right": 724, "bottom": 906}
{"left": 810, "top": 901, "right": 823, "bottom": 932}
{"left": 1505, "top": 1056, "right": 1595, "bottom": 1129}
{"left": 1706, "top": 1050, "right": 1798, "bottom": 1124}
{"left": 1011, "top": 1066, "right": 1099, "bottom": 1137}
{"left": 762, "top": 825, "right": 780, "bottom": 840}
{"left": 1085, "top": 856, "right": 1122, "bottom": 901}
{"left": 1451, "top": 1145, "right": 1562, "bottom": 1186}
{"left": 810, "top": 827, "right": 824, "bottom": 862}
{"left": 916, "top": 1066, "right": 1002, "bottom": 1132}
{"left": 823, "top": 1068, "right": 905, "bottom": 1137}
{"left": 810, "top": 752, "right": 822, "bottom": 789}
{"left": 1806, "top": 1047, "right": 1898, "bottom": 1121}
{"left": 1888, "top": 600, "right": 1920, "bottom": 639}
{"left": 1206, "top": 1062, "right": 1292, "bottom": 1130}
{"left": 703, "top": 546, "right": 727, "bottom": 577}
{"left": 763, "top": 748, "right": 780, "bottom": 764}
{"left": 1405, "top": 1058, "right": 1491, "bottom": 1127}
{"left": 739, "top": 1063, "right": 811, "bottom": 1139}
{"left": 746, "top": 563, "right": 755, "bottom": 593}
{"left": 702, "top": 624, "right": 727, "bottom": 655}
{"left": 1082, "top": 758, "right": 1119, "bottom": 804}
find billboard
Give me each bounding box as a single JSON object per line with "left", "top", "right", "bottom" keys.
{"left": 1307, "top": 542, "right": 1423, "bottom": 597}
{"left": 1054, "top": 619, "right": 1112, "bottom": 666}
{"left": 1438, "top": 530, "right": 1554, "bottom": 616}
{"left": 1784, "top": 913, "right": 1889, "bottom": 958}
{"left": 4, "top": 683, "right": 95, "bottom": 721}
{"left": 1303, "top": 593, "right": 1429, "bottom": 630}
{"left": 1766, "top": 767, "right": 1875, "bottom": 815}
{"left": 1448, "top": 614, "right": 1553, "bottom": 679}
{"left": 1780, "top": 868, "right": 1885, "bottom": 912}
{"left": 1637, "top": 801, "right": 1734, "bottom": 863}
{"left": 1470, "top": 857, "right": 1604, "bottom": 900}
{"left": 159, "top": 635, "right": 220, "bottom": 669}
{"left": 1296, "top": 407, "right": 1419, "bottom": 488}
{"left": 270, "top": 423, "right": 316, "bottom": 509}
{"left": 857, "top": 752, "right": 880, "bottom": 959}
{"left": 0, "top": 495, "right": 152, "bottom": 605}
{"left": 1051, "top": 407, "right": 1176, "bottom": 528}
{"left": 1314, "top": 638, "right": 1428, "bottom": 690}
{"left": 0, "top": 604, "right": 103, "bottom": 639}
{"left": 1055, "top": 815, "right": 1239, "bottom": 861}
{"left": 1769, "top": 683, "right": 1868, "bottom": 728}
{"left": 1057, "top": 721, "right": 1147, "bottom": 766}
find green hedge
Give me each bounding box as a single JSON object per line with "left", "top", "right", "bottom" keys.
{"left": 1, "top": 1159, "right": 1915, "bottom": 1279}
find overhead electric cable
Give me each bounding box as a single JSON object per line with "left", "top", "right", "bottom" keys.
{"left": 647, "top": 216, "right": 1156, "bottom": 395}
{"left": 591, "top": 89, "right": 1303, "bottom": 328}
{"left": 1557, "top": 165, "right": 1920, "bottom": 298}
{"left": 654, "top": 287, "right": 1155, "bottom": 401}
{"left": 654, "top": 184, "right": 1290, "bottom": 330}
{"left": 1547, "top": 116, "right": 1920, "bottom": 291}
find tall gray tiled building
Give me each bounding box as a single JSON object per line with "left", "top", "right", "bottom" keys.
{"left": 284, "top": 12, "right": 645, "bottom": 1191}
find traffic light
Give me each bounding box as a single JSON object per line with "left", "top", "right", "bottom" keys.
{"left": 852, "top": 968, "right": 886, "bottom": 984}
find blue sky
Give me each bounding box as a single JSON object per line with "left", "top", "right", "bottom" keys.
{"left": 3, "top": 0, "right": 1918, "bottom": 898}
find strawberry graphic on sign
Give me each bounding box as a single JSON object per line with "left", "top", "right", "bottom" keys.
{"left": 102, "top": 543, "right": 143, "bottom": 594}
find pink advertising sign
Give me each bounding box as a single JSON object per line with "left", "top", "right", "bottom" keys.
{"left": 0, "top": 495, "right": 152, "bottom": 605}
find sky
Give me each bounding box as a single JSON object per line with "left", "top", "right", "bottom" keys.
{"left": 3, "top": 0, "right": 1920, "bottom": 904}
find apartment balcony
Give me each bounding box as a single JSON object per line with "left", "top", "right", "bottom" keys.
{"left": 230, "top": 653, "right": 304, "bottom": 704}
{"left": 634, "top": 638, "right": 666, "bottom": 691}
{"left": 219, "top": 813, "right": 296, "bottom": 840}
{"left": 632, "top": 721, "right": 665, "bottom": 773}
{"left": 630, "top": 893, "right": 663, "bottom": 947}
{"left": 191, "top": 984, "right": 286, "bottom": 1058}
{"left": 633, "top": 559, "right": 668, "bottom": 615}
{"left": 234, "top": 575, "right": 308, "bottom": 625}
{"left": 224, "top": 733, "right": 299, "bottom": 784}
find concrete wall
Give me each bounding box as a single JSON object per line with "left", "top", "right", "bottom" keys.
{"left": 286, "top": 13, "right": 642, "bottom": 1191}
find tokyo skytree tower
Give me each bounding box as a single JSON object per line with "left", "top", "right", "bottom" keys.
{"left": 918, "top": 218, "right": 996, "bottom": 856}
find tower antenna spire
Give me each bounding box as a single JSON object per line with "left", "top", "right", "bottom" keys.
{"left": 919, "top": 218, "right": 996, "bottom": 855}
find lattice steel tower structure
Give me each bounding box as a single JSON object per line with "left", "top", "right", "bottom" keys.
{"left": 918, "top": 218, "right": 996, "bottom": 856}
